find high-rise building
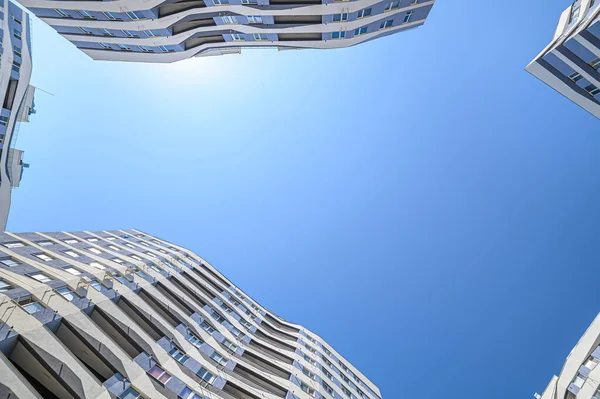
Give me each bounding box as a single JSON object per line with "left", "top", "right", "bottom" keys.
{"left": 0, "top": 229, "right": 382, "bottom": 399}
{"left": 526, "top": 0, "right": 600, "bottom": 119}
{"left": 0, "top": 0, "right": 35, "bottom": 231}
{"left": 535, "top": 312, "right": 600, "bottom": 399}
{"left": 16, "top": 0, "right": 435, "bottom": 63}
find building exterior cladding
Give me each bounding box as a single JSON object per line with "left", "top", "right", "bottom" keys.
{"left": 0, "top": 0, "right": 35, "bottom": 230}
{"left": 0, "top": 229, "right": 382, "bottom": 399}
{"left": 526, "top": 0, "right": 600, "bottom": 119}
{"left": 536, "top": 312, "right": 600, "bottom": 399}
{"left": 14, "top": 0, "right": 434, "bottom": 62}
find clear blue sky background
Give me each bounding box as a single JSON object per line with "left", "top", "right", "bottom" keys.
{"left": 8, "top": 0, "right": 600, "bottom": 397}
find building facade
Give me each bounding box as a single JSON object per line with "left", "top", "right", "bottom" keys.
{"left": 0, "top": 229, "right": 382, "bottom": 399}
{"left": 536, "top": 312, "right": 600, "bottom": 399}
{"left": 15, "top": 0, "right": 434, "bottom": 62}
{"left": 526, "top": 0, "right": 600, "bottom": 119}
{"left": 0, "top": 0, "right": 35, "bottom": 230}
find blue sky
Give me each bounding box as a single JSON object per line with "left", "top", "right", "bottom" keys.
{"left": 9, "top": 0, "right": 600, "bottom": 397}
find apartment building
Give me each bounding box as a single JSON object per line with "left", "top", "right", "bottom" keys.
{"left": 0, "top": 229, "right": 382, "bottom": 399}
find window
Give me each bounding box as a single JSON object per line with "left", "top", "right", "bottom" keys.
{"left": 221, "top": 16, "right": 236, "bottom": 24}
{"left": 585, "top": 84, "right": 600, "bottom": 96}
{"left": 103, "top": 11, "right": 121, "bottom": 21}
{"left": 117, "top": 44, "right": 131, "bottom": 51}
{"left": 131, "top": 255, "right": 142, "bottom": 261}
{"left": 106, "top": 237, "right": 116, "bottom": 241}
{"left": 214, "top": 0, "right": 229, "bottom": 4}
{"left": 35, "top": 253, "right": 53, "bottom": 262}
{"left": 197, "top": 367, "right": 215, "bottom": 383}
{"left": 89, "top": 262, "right": 106, "bottom": 270}
{"left": 64, "top": 250, "right": 80, "bottom": 258}
{"left": 403, "top": 10, "right": 413, "bottom": 23}
{"left": 179, "top": 387, "right": 204, "bottom": 399}
{"left": 211, "top": 311, "right": 226, "bottom": 323}
{"left": 145, "top": 251, "right": 157, "bottom": 258}
{"left": 332, "top": 31, "right": 346, "bottom": 39}
{"left": 304, "top": 354, "right": 316, "bottom": 365}
{"left": 200, "top": 321, "right": 215, "bottom": 334}
{"left": 88, "top": 247, "right": 102, "bottom": 254}
{"left": 13, "top": 45, "right": 21, "bottom": 57}
{"left": 231, "top": 33, "right": 244, "bottom": 41}
{"left": 230, "top": 326, "right": 243, "bottom": 337}
{"left": 385, "top": 0, "right": 400, "bottom": 11}
{"left": 126, "top": 11, "right": 145, "bottom": 20}
{"left": 590, "top": 58, "right": 600, "bottom": 70}
{"left": 125, "top": 243, "right": 137, "bottom": 249}
{"left": 87, "top": 238, "right": 99, "bottom": 242}
{"left": 144, "top": 30, "right": 155, "bottom": 37}
{"left": 342, "top": 387, "right": 352, "bottom": 398}
{"left": 223, "top": 339, "right": 238, "bottom": 351}
{"left": 13, "top": 29, "right": 20, "bottom": 40}
{"left": 186, "top": 330, "right": 205, "bottom": 347}
{"left": 118, "top": 387, "right": 142, "bottom": 399}
{"left": 242, "top": 0, "right": 258, "bottom": 3}
{"left": 585, "top": 355, "right": 600, "bottom": 370}
{"left": 54, "top": 9, "right": 71, "bottom": 18}
{"left": 29, "top": 273, "right": 52, "bottom": 283}
{"left": 38, "top": 241, "right": 53, "bottom": 246}
{"left": 148, "top": 365, "right": 172, "bottom": 384}
{"left": 302, "top": 367, "right": 316, "bottom": 380}
{"left": 570, "top": 4, "right": 581, "bottom": 24}
{"left": 139, "top": 45, "right": 153, "bottom": 52}
{"left": 20, "top": 299, "right": 45, "bottom": 315}
{"left": 357, "top": 8, "right": 372, "bottom": 18}
{"left": 253, "top": 33, "right": 268, "bottom": 40}
{"left": 109, "top": 245, "right": 121, "bottom": 251}
{"left": 57, "top": 287, "right": 80, "bottom": 302}
{"left": 0, "top": 116, "right": 8, "bottom": 126}
{"left": 79, "top": 27, "right": 93, "bottom": 35}
{"left": 4, "top": 242, "right": 25, "bottom": 248}
{"left": 123, "top": 30, "right": 137, "bottom": 37}
{"left": 77, "top": 10, "right": 95, "bottom": 19}
{"left": 157, "top": 249, "right": 167, "bottom": 254}
{"left": 210, "top": 351, "right": 227, "bottom": 365}
{"left": 90, "top": 279, "right": 109, "bottom": 292}
{"left": 301, "top": 383, "right": 316, "bottom": 397}
{"left": 12, "top": 61, "right": 20, "bottom": 73}
{"left": 1, "top": 258, "right": 20, "bottom": 267}
{"left": 333, "top": 13, "right": 347, "bottom": 22}
{"left": 568, "top": 71, "right": 583, "bottom": 82}
{"left": 100, "top": 42, "right": 112, "bottom": 49}
{"left": 248, "top": 15, "right": 263, "bottom": 23}
{"left": 169, "top": 347, "right": 190, "bottom": 364}
{"left": 354, "top": 27, "right": 368, "bottom": 35}
{"left": 64, "top": 267, "right": 82, "bottom": 276}
{"left": 323, "top": 369, "right": 333, "bottom": 380}
{"left": 112, "top": 258, "right": 124, "bottom": 264}
{"left": 0, "top": 280, "right": 13, "bottom": 292}
{"left": 380, "top": 19, "right": 393, "bottom": 29}
{"left": 323, "top": 382, "right": 334, "bottom": 395}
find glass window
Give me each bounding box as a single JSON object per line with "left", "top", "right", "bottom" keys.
{"left": 64, "top": 267, "right": 82, "bottom": 276}
{"left": 221, "top": 16, "right": 236, "bottom": 24}
{"left": 131, "top": 255, "right": 142, "bottom": 261}
{"left": 333, "top": 13, "right": 347, "bottom": 22}
{"left": 385, "top": 1, "right": 400, "bottom": 11}
{"left": 403, "top": 10, "right": 413, "bottom": 23}
{"left": 150, "top": 365, "right": 171, "bottom": 384}
{"left": 231, "top": 33, "right": 244, "bottom": 41}
{"left": 88, "top": 247, "right": 102, "bottom": 254}
{"left": 30, "top": 273, "right": 51, "bottom": 283}
{"left": 126, "top": 243, "right": 136, "bottom": 248}
{"left": 99, "top": 28, "right": 113, "bottom": 36}
{"left": 21, "top": 300, "right": 45, "bottom": 314}
{"left": 90, "top": 279, "right": 109, "bottom": 292}
{"left": 3, "top": 242, "right": 25, "bottom": 248}
{"left": 357, "top": 8, "right": 372, "bottom": 18}
{"left": 79, "top": 27, "right": 93, "bottom": 35}
{"left": 585, "top": 84, "right": 600, "bottom": 96}
{"left": 301, "top": 383, "right": 316, "bottom": 397}
{"left": 380, "top": 19, "right": 393, "bottom": 29}
{"left": 354, "top": 27, "right": 368, "bottom": 36}
{"left": 248, "top": 15, "right": 263, "bottom": 23}
{"left": 103, "top": 11, "right": 121, "bottom": 21}
{"left": 118, "top": 387, "right": 142, "bottom": 399}
{"left": 253, "top": 33, "right": 268, "bottom": 40}
{"left": 0, "top": 280, "right": 14, "bottom": 292}
{"left": 112, "top": 258, "right": 124, "bottom": 264}
{"left": 57, "top": 287, "right": 80, "bottom": 302}
{"left": 106, "top": 237, "right": 116, "bottom": 241}
{"left": 197, "top": 367, "right": 214, "bottom": 383}
{"left": 169, "top": 347, "right": 189, "bottom": 364}
{"left": 332, "top": 31, "right": 346, "bottom": 39}
{"left": 35, "top": 253, "right": 53, "bottom": 262}
{"left": 64, "top": 250, "right": 80, "bottom": 258}
{"left": 127, "top": 11, "right": 145, "bottom": 20}
{"left": 87, "top": 238, "right": 99, "bottom": 242}
{"left": 37, "top": 241, "right": 53, "bottom": 246}
{"left": 109, "top": 245, "right": 121, "bottom": 251}
{"left": 123, "top": 30, "right": 137, "bottom": 37}
{"left": 1, "top": 258, "right": 20, "bottom": 267}
{"left": 89, "top": 262, "right": 106, "bottom": 270}
{"left": 117, "top": 44, "right": 131, "bottom": 51}
{"left": 77, "top": 10, "right": 94, "bottom": 19}
{"left": 54, "top": 9, "right": 71, "bottom": 18}
{"left": 211, "top": 351, "right": 226, "bottom": 365}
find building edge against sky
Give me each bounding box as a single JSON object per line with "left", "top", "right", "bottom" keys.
{"left": 526, "top": 0, "right": 600, "bottom": 119}
{"left": 0, "top": 229, "right": 382, "bottom": 399}
{"left": 14, "top": 0, "right": 434, "bottom": 63}
{"left": 0, "top": 0, "right": 36, "bottom": 231}
{"left": 535, "top": 312, "right": 600, "bottom": 399}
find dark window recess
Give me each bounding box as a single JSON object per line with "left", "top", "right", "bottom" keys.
{"left": 278, "top": 33, "right": 322, "bottom": 41}
{"left": 256, "top": 329, "right": 296, "bottom": 352}
{"left": 137, "top": 289, "right": 182, "bottom": 327}
{"left": 3, "top": 79, "right": 18, "bottom": 110}
{"left": 188, "top": 269, "right": 221, "bottom": 297}
{"left": 248, "top": 339, "right": 294, "bottom": 364}
{"left": 264, "top": 313, "right": 300, "bottom": 333}
{"left": 223, "top": 382, "right": 262, "bottom": 399}
{"left": 53, "top": 320, "right": 119, "bottom": 382}
{"left": 273, "top": 15, "right": 322, "bottom": 24}
{"left": 172, "top": 18, "right": 216, "bottom": 34}
{"left": 260, "top": 321, "right": 297, "bottom": 341}
{"left": 155, "top": 282, "right": 195, "bottom": 316}
{"left": 200, "top": 264, "right": 231, "bottom": 288}
{"left": 90, "top": 307, "right": 145, "bottom": 358}
{"left": 234, "top": 364, "right": 287, "bottom": 397}
{"left": 159, "top": 0, "right": 205, "bottom": 17}
{"left": 184, "top": 35, "right": 225, "bottom": 50}
{"left": 242, "top": 350, "right": 291, "bottom": 379}
{"left": 171, "top": 276, "right": 208, "bottom": 307}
